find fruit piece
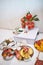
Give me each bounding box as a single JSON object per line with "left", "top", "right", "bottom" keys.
{"left": 2, "top": 48, "right": 14, "bottom": 58}
{"left": 2, "top": 53, "right": 7, "bottom": 58}
{"left": 3, "top": 49, "right": 8, "bottom": 53}
{"left": 39, "top": 48, "right": 43, "bottom": 52}
{"left": 34, "top": 43, "right": 40, "bottom": 50}
{"left": 37, "top": 41, "right": 41, "bottom": 46}
{"left": 14, "top": 49, "right": 23, "bottom": 60}
{"left": 23, "top": 48, "right": 28, "bottom": 53}
{"left": 16, "top": 53, "right": 22, "bottom": 60}
{"left": 3, "top": 48, "right": 13, "bottom": 53}
{"left": 35, "top": 40, "right": 41, "bottom": 46}
{"left": 7, "top": 49, "right": 12, "bottom": 53}
{"left": 21, "top": 46, "right": 29, "bottom": 53}
{"left": 20, "top": 49, "right": 25, "bottom": 57}
{"left": 3, "top": 53, "right": 7, "bottom": 57}
{"left": 29, "top": 48, "right": 33, "bottom": 55}
{"left": 24, "top": 53, "right": 30, "bottom": 59}
{"left": 20, "top": 48, "right": 30, "bottom": 59}
{"left": 40, "top": 45, "right": 43, "bottom": 52}
{"left": 9, "top": 54, "right": 13, "bottom": 57}
{"left": 41, "top": 42, "right": 43, "bottom": 46}
{"left": 2, "top": 48, "right": 14, "bottom": 60}
{"left": 34, "top": 43, "right": 38, "bottom": 48}
{"left": 40, "top": 39, "right": 43, "bottom": 46}
{"left": 14, "top": 49, "right": 18, "bottom": 55}
{"left": 34, "top": 39, "right": 43, "bottom": 52}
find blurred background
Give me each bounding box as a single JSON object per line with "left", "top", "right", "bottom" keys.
{"left": 0, "top": 0, "right": 43, "bottom": 32}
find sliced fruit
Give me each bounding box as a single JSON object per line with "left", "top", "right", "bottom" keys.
{"left": 29, "top": 48, "right": 33, "bottom": 55}
{"left": 24, "top": 53, "right": 30, "bottom": 59}
{"left": 16, "top": 52, "right": 22, "bottom": 60}
{"left": 34, "top": 39, "right": 43, "bottom": 52}
{"left": 40, "top": 39, "right": 43, "bottom": 46}
{"left": 20, "top": 49, "right": 25, "bottom": 57}
{"left": 2, "top": 53, "right": 7, "bottom": 58}
{"left": 8, "top": 54, "right": 13, "bottom": 57}
{"left": 14, "top": 49, "right": 23, "bottom": 60}
{"left": 34, "top": 43, "right": 40, "bottom": 50}
{"left": 22, "top": 46, "right": 29, "bottom": 53}
{"left": 2, "top": 48, "right": 14, "bottom": 59}
{"left": 14, "top": 49, "right": 19, "bottom": 55}
{"left": 37, "top": 40, "right": 41, "bottom": 46}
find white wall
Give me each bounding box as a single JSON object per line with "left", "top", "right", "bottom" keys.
{"left": 0, "top": 0, "right": 43, "bottom": 32}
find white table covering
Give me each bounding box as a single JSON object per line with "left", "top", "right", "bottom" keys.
{"left": 0, "top": 29, "right": 43, "bottom": 65}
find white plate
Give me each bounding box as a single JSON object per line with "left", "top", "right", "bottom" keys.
{"left": 14, "top": 45, "right": 34, "bottom": 61}
{"left": 2, "top": 48, "right": 14, "bottom": 60}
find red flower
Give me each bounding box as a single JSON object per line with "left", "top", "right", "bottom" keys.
{"left": 28, "top": 21, "right": 34, "bottom": 30}
{"left": 20, "top": 11, "right": 39, "bottom": 29}
{"left": 26, "top": 14, "right": 32, "bottom": 20}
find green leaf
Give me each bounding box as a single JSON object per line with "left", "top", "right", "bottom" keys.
{"left": 33, "top": 15, "right": 37, "bottom": 18}
{"left": 30, "top": 17, "right": 33, "bottom": 21}
{"left": 30, "top": 15, "right": 37, "bottom": 21}
{"left": 34, "top": 18, "right": 39, "bottom": 21}
{"left": 30, "top": 15, "right": 39, "bottom": 21}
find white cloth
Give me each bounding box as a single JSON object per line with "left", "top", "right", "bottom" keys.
{"left": 0, "top": 29, "right": 43, "bottom": 65}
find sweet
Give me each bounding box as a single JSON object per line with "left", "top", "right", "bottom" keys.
{"left": 14, "top": 46, "right": 34, "bottom": 60}
{"left": 34, "top": 39, "right": 43, "bottom": 52}
{"left": 2, "top": 48, "right": 14, "bottom": 60}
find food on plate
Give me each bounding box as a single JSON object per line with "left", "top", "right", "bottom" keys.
{"left": 14, "top": 49, "right": 23, "bottom": 60}
{"left": 29, "top": 47, "right": 34, "bottom": 55}
{"left": 2, "top": 48, "right": 14, "bottom": 60}
{"left": 5, "top": 39, "right": 14, "bottom": 45}
{"left": 0, "top": 39, "right": 15, "bottom": 50}
{"left": 14, "top": 46, "right": 34, "bottom": 60}
{"left": 34, "top": 39, "right": 43, "bottom": 52}
{"left": 35, "top": 59, "right": 43, "bottom": 65}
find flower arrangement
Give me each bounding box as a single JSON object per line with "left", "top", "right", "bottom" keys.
{"left": 21, "top": 12, "right": 39, "bottom": 30}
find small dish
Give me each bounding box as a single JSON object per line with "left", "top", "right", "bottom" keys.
{"left": 0, "top": 39, "right": 16, "bottom": 50}
{"left": 34, "top": 39, "right": 43, "bottom": 52}
{"left": 2, "top": 48, "right": 14, "bottom": 60}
